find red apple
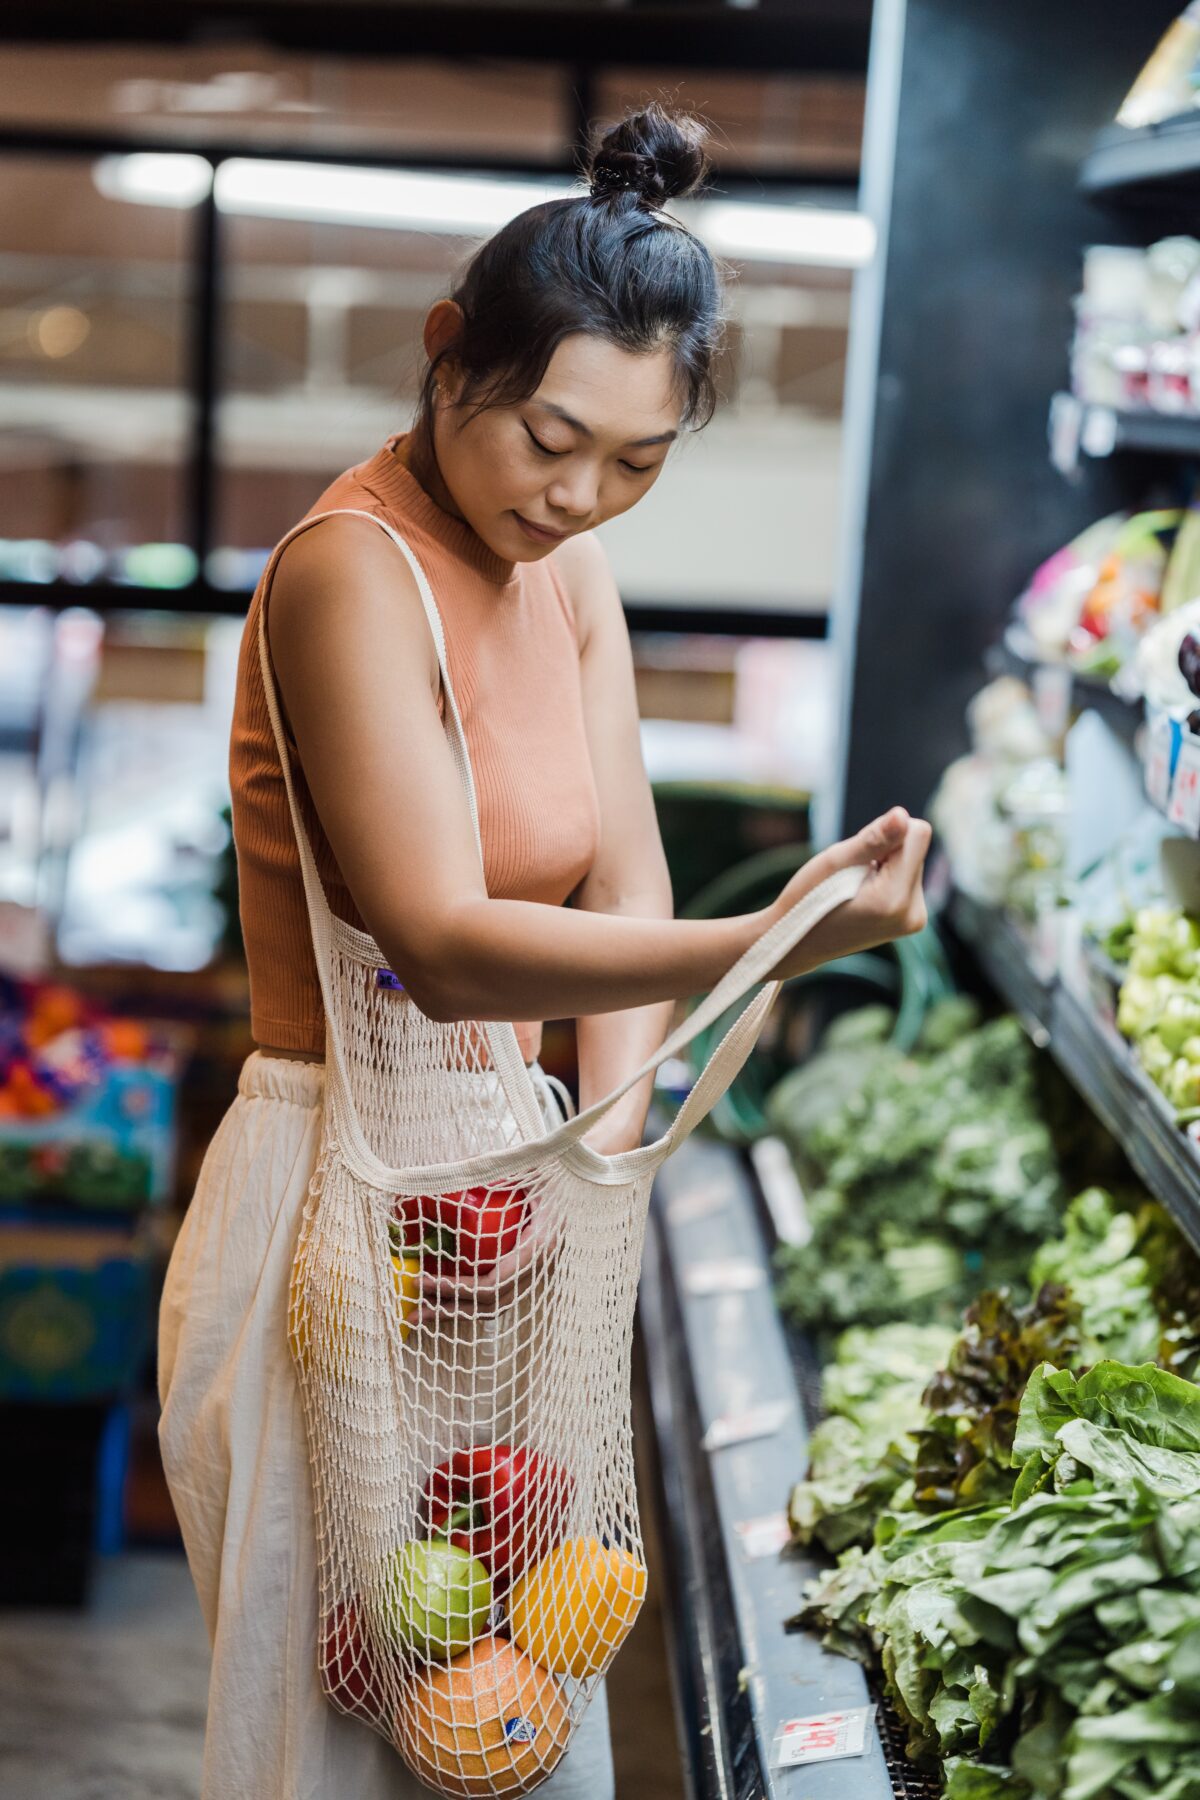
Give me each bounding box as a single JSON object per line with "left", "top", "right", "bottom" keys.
{"left": 321, "top": 1598, "right": 390, "bottom": 1722}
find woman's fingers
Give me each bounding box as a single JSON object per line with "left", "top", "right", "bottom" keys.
{"left": 858, "top": 806, "right": 910, "bottom": 864}
{"left": 842, "top": 815, "right": 930, "bottom": 936}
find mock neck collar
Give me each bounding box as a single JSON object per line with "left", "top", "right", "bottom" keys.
{"left": 362, "top": 431, "right": 521, "bottom": 589}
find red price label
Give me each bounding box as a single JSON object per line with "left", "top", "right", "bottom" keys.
{"left": 1170, "top": 739, "right": 1200, "bottom": 836}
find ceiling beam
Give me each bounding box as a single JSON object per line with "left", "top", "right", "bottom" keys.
{"left": 0, "top": 3, "right": 872, "bottom": 74}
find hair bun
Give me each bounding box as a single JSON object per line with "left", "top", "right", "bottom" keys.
{"left": 587, "top": 102, "right": 711, "bottom": 210}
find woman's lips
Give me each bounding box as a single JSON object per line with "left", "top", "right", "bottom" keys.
{"left": 513, "top": 511, "right": 567, "bottom": 543}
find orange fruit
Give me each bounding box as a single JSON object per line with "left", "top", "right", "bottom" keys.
{"left": 395, "top": 1636, "right": 570, "bottom": 1797}
{"left": 506, "top": 1537, "right": 647, "bottom": 1680}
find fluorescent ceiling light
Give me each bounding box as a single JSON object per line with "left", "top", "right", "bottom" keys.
{"left": 93, "top": 154, "right": 873, "bottom": 268}
{"left": 699, "top": 201, "right": 876, "bottom": 269}
{"left": 94, "top": 152, "right": 213, "bottom": 207}
{"left": 95, "top": 154, "right": 573, "bottom": 233}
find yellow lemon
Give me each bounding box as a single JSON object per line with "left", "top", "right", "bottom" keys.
{"left": 506, "top": 1537, "right": 647, "bottom": 1680}
{"left": 288, "top": 1245, "right": 420, "bottom": 1376}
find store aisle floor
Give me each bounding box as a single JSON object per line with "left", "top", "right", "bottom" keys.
{"left": 0, "top": 1552, "right": 209, "bottom": 1800}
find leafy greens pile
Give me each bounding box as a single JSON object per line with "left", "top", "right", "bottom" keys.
{"left": 789, "top": 1321, "right": 958, "bottom": 1555}
{"left": 788, "top": 1190, "right": 1168, "bottom": 1558}
{"left": 789, "top": 1184, "right": 1200, "bottom": 1797}
{"left": 801, "top": 1362, "right": 1200, "bottom": 1799}
{"left": 769, "top": 1002, "right": 1101, "bottom": 1342}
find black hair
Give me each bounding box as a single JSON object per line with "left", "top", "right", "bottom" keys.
{"left": 411, "top": 101, "right": 727, "bottom": 448}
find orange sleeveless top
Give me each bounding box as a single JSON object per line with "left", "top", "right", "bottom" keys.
{"left": 229, "top": 431, "right": 602, "bottom": 1064}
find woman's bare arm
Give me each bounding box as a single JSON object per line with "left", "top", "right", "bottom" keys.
{"left": 267, "top": 516, "right": 760, "bottom": 1025}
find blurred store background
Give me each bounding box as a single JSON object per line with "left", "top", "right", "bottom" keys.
{"left": 13, "top": 4, "right": 1200, "bottom": 1799}
{"left": 0, "top": 8, "right": 871, "bottom": 1795}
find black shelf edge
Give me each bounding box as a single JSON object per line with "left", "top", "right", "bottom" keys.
{"left": 947, "top": 892, "right": 1200, "bottom": 1255}
{"left": 0, "top": 577, "right": 829, "bottom": 639}
{"left": 1081, "top": 116, "right": 1200, "bottom": 201}
{"left": 1051, "top": 393, "right": 1200, "bottom": 465}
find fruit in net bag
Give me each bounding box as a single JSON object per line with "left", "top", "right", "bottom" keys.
{"left": 395, "top": 1636, "right": 569, "bottom": 1797}
{"left": 506, "top": 1537, "right": 647, "bottom": 1679}
{"left": 288, "top": 1239, "right": 421, "bottom": 1377}
{"left": 393, "top": 1184, "right": 531, "bottom": 1273}
{"left": 422, "top": 1444, "right": 573, "bottom": 1593}
{"left": 321, "top": 1597, "right": 393, "bottom": 1721}
{"left": 376, "top": 1539, "right": 493, "bottom": 1661}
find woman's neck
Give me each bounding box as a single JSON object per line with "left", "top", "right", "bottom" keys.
{"left": 397, "top": 419, "right": 467, "bottom": 526}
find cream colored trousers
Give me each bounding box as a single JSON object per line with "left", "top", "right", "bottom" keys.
{"left": 158, "top": 1048, "right": 614, "bottom": 1800}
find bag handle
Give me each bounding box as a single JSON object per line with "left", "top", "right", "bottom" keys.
{"left": 359, "top": 860, "right": 868, "bottom": 1191}
{"left": 254, "top": 506, "right": 546, "bottom": 1142}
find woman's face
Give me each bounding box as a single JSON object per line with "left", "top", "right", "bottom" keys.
{"left": 434, "top": 328, "right": 683, "bottom": 559}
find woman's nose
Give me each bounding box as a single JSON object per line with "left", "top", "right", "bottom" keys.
{"left": 546, "top": 469, "right": 599, "bottom": 519}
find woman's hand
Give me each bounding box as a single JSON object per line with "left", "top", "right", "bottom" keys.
{"left": 764, "top": 807, "right": 932, "bottom": 982}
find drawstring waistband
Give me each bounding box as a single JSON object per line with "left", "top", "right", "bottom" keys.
{"left": 238, "top": 1049, "right": 326, "bottom": 1108}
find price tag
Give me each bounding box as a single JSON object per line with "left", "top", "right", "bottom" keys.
{"left": 701, "top": 1400, "right": 791, "bottom": 1452}
{"left": 1079, "top": 404, "right": 1119, "bottom": 459}
{"left": 771, "top": 1705, "right": 877, "bottom": 1769}
{"left": 1169, "top": 736, "right": 1200, "bottom": 836}
{"left": 734, "top": 1511, "right": 793, "bottom": 1560}
{"left": 1049, "top": 391, "right": 1083, "bottom": 476}
{"left": 682, "top": 1259, "right": 765, "bottom": 1296}
{"left": 1033, "top": 663, "right": 1072, "bottom": 740}
{"left": 1145, "top": 714, "right": 1175, "bottom": 812}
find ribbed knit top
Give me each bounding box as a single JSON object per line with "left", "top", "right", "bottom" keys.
{"left": 229, "top": 431, "right": 602, "bottom": 1065}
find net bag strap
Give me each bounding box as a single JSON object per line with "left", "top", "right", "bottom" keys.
{"left": 254, "top": 505, "right": 546, "bottom": 1142}
{"left": 553, "top": 858, "right": 869, "bottom": 1153}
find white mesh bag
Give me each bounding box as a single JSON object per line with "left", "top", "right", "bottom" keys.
{"left": 258, "top": 508, "right": 866, "bottom": 1797}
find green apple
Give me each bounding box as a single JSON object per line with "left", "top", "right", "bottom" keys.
{"left": 376, "top": 1538, "right": 492, "bottom": 1660}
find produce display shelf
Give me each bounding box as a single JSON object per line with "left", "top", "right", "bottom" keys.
{"left": 944, "top": 892, "right": 1053, "bottom": 1047}
{"left": 1080, "top": 116, "right": 1200, "bottom": 202}
{"left": 984, "top": 630, "right": 1140, "bottom": 749}
{"left": 640, "top": 1134, "right": 896, "bottom": 1800}
{"left": 947, "top": 893, "right": 1200, "bottom": 1256}
{"left": 1052, "top": 983, "right": 1200, "bottom": 1257}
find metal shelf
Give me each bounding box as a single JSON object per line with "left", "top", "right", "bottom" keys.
{"left": 640, "top": 1133, "right": 896, "bottom": 1800}
{"left": 1050, "top": 393, "right": 1200, "bottom": 469}
{"left": 947, "top": 893, "right": 1200, "bottom": 1254}
{"left": 1080, "top": 116, "right": 1200, "bottom": 203}
{"left": 946, "top": 892, "right": 1053, "bottom": 1047}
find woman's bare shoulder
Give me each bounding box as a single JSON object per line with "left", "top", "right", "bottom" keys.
{"left": 268, "top": 512, "right": 439, "bottom": 694}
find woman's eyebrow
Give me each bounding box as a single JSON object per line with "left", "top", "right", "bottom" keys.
{"left": 534, "top": 400, "right": 677, "bottom": 447}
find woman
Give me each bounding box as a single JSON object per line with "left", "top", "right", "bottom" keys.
{"left": 158, "top": 102, "right": 931, "bottom": 1800}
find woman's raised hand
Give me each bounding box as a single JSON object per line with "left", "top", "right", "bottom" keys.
{"left": 765, "top": 806, "right": 933, "bottom": 982}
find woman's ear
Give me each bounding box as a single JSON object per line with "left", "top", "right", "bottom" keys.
{"left": 423, "top": 299, "right": 466, "bottom": 401}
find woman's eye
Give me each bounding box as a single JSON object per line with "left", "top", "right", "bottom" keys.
{"left": 523, "top": 423, "right": 563, "bottom": 457}
{"left": 524, "top": 420, "right": 653, "bottom": 475}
